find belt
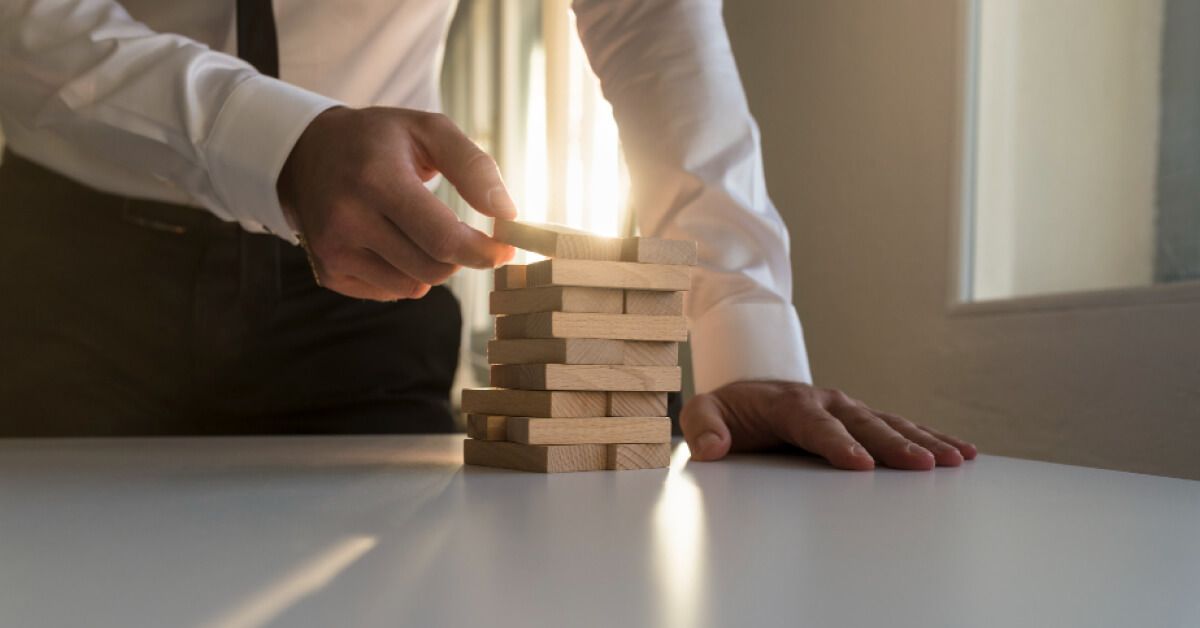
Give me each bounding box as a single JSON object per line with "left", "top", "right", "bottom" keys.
{"left": 0, "top": 150, "right": 282, "bottom": 321}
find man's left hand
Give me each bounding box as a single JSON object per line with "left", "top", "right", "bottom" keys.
{"left": 680, "top": 380, "right": 977, "bottom": 470}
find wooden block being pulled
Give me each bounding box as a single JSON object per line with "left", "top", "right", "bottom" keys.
{"left": 465, "top": 414, "right": 507, "bottom": 440}
{"left": 625, "top": 290, "right": 684, "bottom": 316}
{"left": 506, "top": 417, "right": 670, "bottom": 445}
{"left": 463, "top": 439, "right": 606, "bottom": 473}
{"left": 493, "top": 220, "right": 624, "bottom": 261}
{"left": 620, "top": 238, "right": 698, "bottom": 266}
{"left": 490, "top": 286, "right": 623, "bottom": 315}
{"left": 607, "top": 443, "right": 671, "bottom": 469}
{"left": 494, "top": 312, "right": 687, "bottom": 342}
{"left": 491, "top": 364, "right": 681, "bottom": 392}
{"left": 608, "top": 392, "right": 668, "bottom": 417}
{"left": 462, "top": 388, "right": 606, "bottom": 418}
{"left": 493, "top": 220, "right": 697, "bottom": 266}
{"left": 487, "top": 338, "right": 624, "bottom": 365}
{"left": 526, "top": 259, "right": 690, "bottom": 291}
{"left": 622, "top": 341, "right": 678, "bottom": 366}
{"left": 494, "top": 265, "right": 526, "bottom": 290}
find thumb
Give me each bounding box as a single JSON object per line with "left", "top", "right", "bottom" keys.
{"left": 680, "top": 393, "right": 733, "bottom": 461}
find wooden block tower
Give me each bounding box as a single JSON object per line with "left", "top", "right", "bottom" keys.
{"left": 461, "top": 220, "right": 697, "bottom": 473}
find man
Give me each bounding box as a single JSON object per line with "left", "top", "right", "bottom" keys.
{"left": 0, "top": 0, "right": 976, "bottom": 469}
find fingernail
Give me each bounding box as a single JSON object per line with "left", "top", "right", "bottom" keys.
{"left": 850, "top": 444, "right": 869, "bottom": 458}
{"left": 695, "top": 432, "right": 722, "bottom": 456}
{"left": 907, "top": 443, "right": 932, "bottom": 457}
{"left": 487, "top": 186, "right": 517, "bottom": 218}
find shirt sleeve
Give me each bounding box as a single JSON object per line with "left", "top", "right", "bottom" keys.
{"left": 573, "top": 0, "right": 814, "bottom": 392}
{"left": 0, "top": 0, "right": 341, "bottom": 241}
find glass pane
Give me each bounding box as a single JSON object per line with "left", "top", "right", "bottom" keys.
{"left": 967, "top": 0, "right": 1200, "bottom": 301}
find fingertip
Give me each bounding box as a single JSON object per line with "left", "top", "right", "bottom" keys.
{"left": 495, "top": 244, "right": 517, "bottom": 266}
{"left": 486, "top": 186, "right": 518, "bottom": 219}
{"left": 835, "top": 444, "right": 875, "bottom": 471}
{"left": 960, "top": 444, "right": 979, "bottom": 460}
{"left": 935, "top": 447, "right": 965, "bottom": 467}
{"left": 688, "top": 431, "right": 729, "bottom": 462}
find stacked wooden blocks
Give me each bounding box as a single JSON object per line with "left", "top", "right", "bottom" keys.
{"left": 462, "top": 220, "right": 697, "bottom": 473}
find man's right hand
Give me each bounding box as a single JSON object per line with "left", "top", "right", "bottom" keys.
{"left": 276, "top": 106, "right": 517, "bottom": 301}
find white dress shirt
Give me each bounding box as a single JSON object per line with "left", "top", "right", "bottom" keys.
{"left": 0, "top": 0, "right": 812, "bottom": 393}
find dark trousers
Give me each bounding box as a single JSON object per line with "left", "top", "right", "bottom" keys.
{"left": 0, "top": 152, "right": 461, "bottom": 436}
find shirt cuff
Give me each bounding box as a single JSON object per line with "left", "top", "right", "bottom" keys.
{"left": 690, "top": 300, "right": 814, "bottom": 394}
{"left": 204, "top": 75, "right": 342, "bottom": 243}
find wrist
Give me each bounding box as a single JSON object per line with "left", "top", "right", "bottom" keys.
{"left": 276, "top": 105, "right": 348, "bottom": 231}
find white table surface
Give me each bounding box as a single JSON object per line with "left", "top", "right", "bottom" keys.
{"left": 1, "top": 435, "right": 1198, "bottom": 628}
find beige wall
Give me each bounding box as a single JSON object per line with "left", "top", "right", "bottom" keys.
{"left": 723, "top": 0, "right": 1200, "bottom": 480}
{"left": 973, "top": 0, "right": 1160, "bottom": 300}
{"left": 724, "top": 0, "right": 963, "bottom": 412}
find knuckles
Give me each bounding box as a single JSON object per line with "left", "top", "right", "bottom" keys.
{"left": 416, "top": 111, "right": 453, "bottom": 136}
{"left": 425, "top": 223, "right": 463, "bottom": 263}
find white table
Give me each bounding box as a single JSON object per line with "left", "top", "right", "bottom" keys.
{"left": 1, "top": 435, "right": 1198, "bottom": 628}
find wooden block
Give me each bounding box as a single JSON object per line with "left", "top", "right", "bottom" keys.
{"left": 607, "top": 443, "right": 671, "bottom": 470}
{"left": 463, "top": 439, "right": 606, "bottom": 473}
{"left": 493, "top": 220, "right": 625, "bottom": 261}
{"left": 608, "top": 392, "right": 668, "bottom": 417}
{"left": 491, "top": 364, "right": 681, "bottom": 392}
{"left": 466, "top": 414, "right": 507, "bottom": 441}
{"left": 494, "top": 312, "right": 687, "bottom": 342}
{"left": 526, "top": 259, "right": 690, "bottom": 291}
{"left": 461, "top": 388, "right": 606, "bottom": 418}
{"left": 487, "top": 338, "right": 624, "bottom": 365}
{"left": 489, "top": 286, "right": 623, "bottom": 315}
{"left": 624, "top": 290, "right": 684, "bottom": 316}
{"left": 493, "top": 220, "right": 697, "bottom": 266}
{"left": 506, "top": 417, "right": 671, "bottom": 445}
{"left": 494, "top": 265, "right": 527, "bottom": 290}
{"left": 620, "top": 238, "right": 698, "bottom": 266}
{"left": 622, "top": 341, "right": 678, "bottom": 366}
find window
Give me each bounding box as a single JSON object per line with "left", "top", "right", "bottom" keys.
{"left": 441, "top": 0, "right": 629, "bottom": 393}
{"left": 964, "top": 0, "right": 1200, "bottom": 302}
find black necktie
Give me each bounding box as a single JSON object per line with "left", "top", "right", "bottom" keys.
{"left": 234, "top": 0, "right": 282, "bottom": 321}
{"left": 236, "top": 0, "right": 279, "bottom": 78}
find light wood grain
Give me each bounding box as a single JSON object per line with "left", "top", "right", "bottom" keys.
{"left": 620, "top": 238, "right": 698, "bottom": 266}
{"left": 608, "top": 392, "right": 668, "bottom": 417}
{"left": 493, "top": 220, "right": 697, "bottom": 266}
{"left": 461, "top": 388, "right": 606, "bottom": 418}
{"left": 489, "top": 286, "right": 623, "bottom": 315}
{"left": 525, "top": 259, "right": 690, "bottom": 291}
{"left": 607, "top": 443, "right": 672, "bottom": 469}
{"left": 624, "top": 290, "right": 684, "bottom": 316}
{"left": 622, "top": 341, "right": 679, "bottom": 366}
{"left": 494, "top": 312, "right": 688, "bottom": 342}
{"left": 466, "top": 414, "right": 507, "bottom": 441}
{"left": 494, "top": 265, "right": 527, "bottom": 290}
{"left": 490, "top": 364, "right": 681, "bottom": 392}
{"left": 506, "top": 417, "right": 670, "bottom": 445}
{"left": 463, "top": 439, "right": 607, "bottom": 473}
{"left": 487, "top": 338, "right": 625, "bottom": 365}
{"left": 493, "top": 220, "right": 625, "bottom": 260}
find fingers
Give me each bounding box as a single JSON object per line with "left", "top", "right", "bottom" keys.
{"left": 777, "top": 404, "right": 876, "bottom": 471}
{"left": 363, "top": 214, "right": 460, "bottom": 285}
{"left": 321, "top": 249, "right": 429, "bottom": 301}
{"left": 412, "top": 113, "right": 518, "bottom": 219}
{"left": 679, "top": 393, "right": 734, "bottom": 461}
{"left": 827, "top": 398, "right": 935, "bottom": 470}
{"left": 872, "top": 409, "right": 978, "bottom": 461}
{"left": 377, "top": 183, "right": 515, "bottom": 270}
{"left": 876, "top": 414, "right": 965, "bottom": 467}
{"left": 924, "top": 427, "right": 978, "bottom": 460}
{"left": 321, "top": 274, "right": 403, "bottom": 302}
